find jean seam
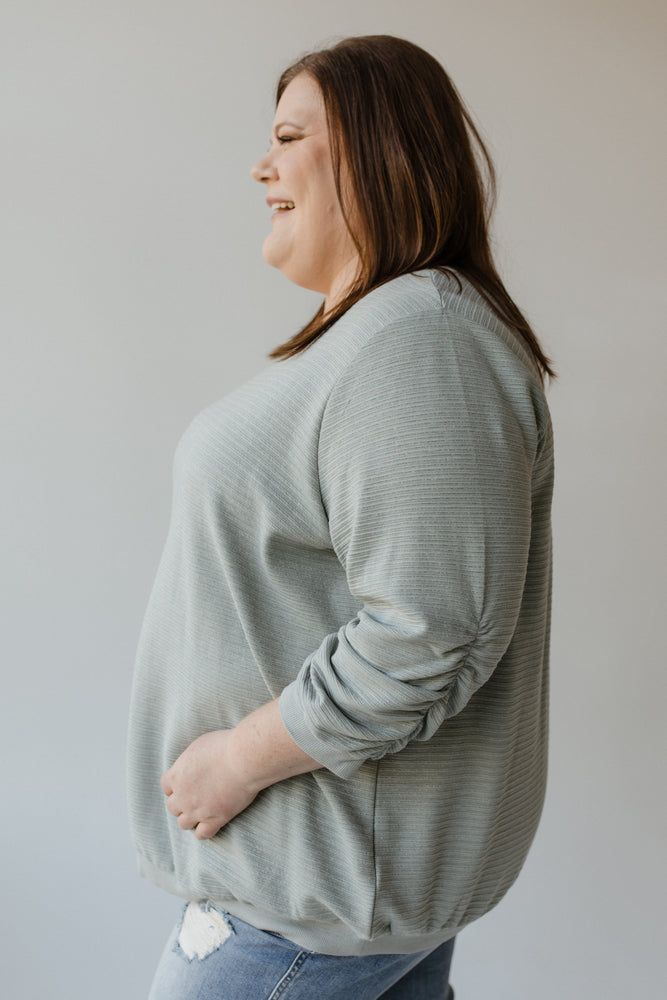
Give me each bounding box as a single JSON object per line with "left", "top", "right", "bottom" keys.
{"left": 266, "top": 950, "right": 310, "bottom": 999}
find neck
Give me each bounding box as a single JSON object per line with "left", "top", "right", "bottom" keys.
{"left": 323, "top": 255, "right": 361, "bottom": 315}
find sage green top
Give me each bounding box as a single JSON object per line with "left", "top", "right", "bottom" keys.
{"left": 127, "top": 269, "right": 553, "bottom": 956}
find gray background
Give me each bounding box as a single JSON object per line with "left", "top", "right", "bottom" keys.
{"left": 2, "top": 1, "right": 665, "bottom": 997}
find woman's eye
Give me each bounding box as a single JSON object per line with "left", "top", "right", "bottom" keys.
{"left": 277, "top": 135, "right": 295, "bottom": 144}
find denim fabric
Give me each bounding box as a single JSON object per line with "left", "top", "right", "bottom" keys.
{"left": 148, "top": 902, "right": 455, "bottom": 1000}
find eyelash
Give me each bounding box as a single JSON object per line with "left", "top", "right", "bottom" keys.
{"left": 276, "top": 135, "right": 295, "bottom": 144}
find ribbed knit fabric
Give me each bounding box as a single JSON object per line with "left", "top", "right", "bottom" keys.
{"left": 127, "top": 269, "right": 553, "bottom": 956}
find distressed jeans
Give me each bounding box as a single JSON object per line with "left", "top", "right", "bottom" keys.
{"left": 148, "top": 901, "right": 455, "bottom": 1000}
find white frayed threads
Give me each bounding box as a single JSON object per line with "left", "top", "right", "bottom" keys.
{"left": 178, "top": 902, "right": 233, "bottom": 960}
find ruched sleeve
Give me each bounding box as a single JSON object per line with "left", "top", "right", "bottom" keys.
{"left": 279, "top": 314, "right": 542, "bottom": 778}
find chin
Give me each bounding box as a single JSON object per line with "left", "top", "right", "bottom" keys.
{"left": 262, "top": 235, "right": 285, "bottom": 272}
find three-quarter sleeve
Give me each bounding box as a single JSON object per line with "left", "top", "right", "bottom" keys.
{"left": 279, "top": 315, "right": 542, "bottom": 778}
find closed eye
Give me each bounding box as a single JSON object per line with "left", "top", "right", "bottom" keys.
{"left": 266, "top": 135, "right": 295, "bottom": 152}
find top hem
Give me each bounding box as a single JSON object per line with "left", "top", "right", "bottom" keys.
{"left": 137, "top": 854, "right": 461, "bottom": 957}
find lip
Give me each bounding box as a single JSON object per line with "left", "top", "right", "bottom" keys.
{"left": 267, "top": 197, "right": 296, "bottom": 223}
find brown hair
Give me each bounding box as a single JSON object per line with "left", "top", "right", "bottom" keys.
{"left": 269, "top": 35, "right": 555, "bottom": 381}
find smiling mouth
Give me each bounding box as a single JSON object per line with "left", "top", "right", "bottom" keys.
{"left": 272, "top": 201, "right": 295, "bottom": 213}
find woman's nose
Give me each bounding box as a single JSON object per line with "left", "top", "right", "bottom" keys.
{"left": 250, "top": 152, "right": 276, "bottom": 183}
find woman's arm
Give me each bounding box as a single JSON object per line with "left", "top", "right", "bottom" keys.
{"left": 160, "top": 699, "right": 322, "bottom": 840}
{"left": 278, "top": 319, "right": 546, "bottom": 778}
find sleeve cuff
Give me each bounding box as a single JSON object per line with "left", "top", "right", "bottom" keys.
{"left": 278, "top": 682, "right": 365, "bottom": 780}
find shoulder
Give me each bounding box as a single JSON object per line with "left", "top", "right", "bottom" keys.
{"left": 318, "top": 270, "right": 541, "bottom": 396}
{"left": 315, "top": 271, "right": 444, "bottom": 364}
{"left": 315, "top": 270, "right": 551, "bottom": 456}
{"left": 314, "top": 270, "right": 538, "bottom": 381}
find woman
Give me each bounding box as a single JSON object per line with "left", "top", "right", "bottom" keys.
{"left": 127, "top": 35, "right": 554, "bottom": 999}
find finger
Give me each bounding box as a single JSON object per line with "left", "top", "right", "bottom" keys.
{"left": 178, "top": 813, "right": 196, "bottom": 830}
{"left": 166, "top": 794, "right": 181, "bottom": 817}
{"left": 194, "top": 820, "right": 222, "bottom": 840}
{"left": 160, "top": 772, "right": 173, "bottom": 796}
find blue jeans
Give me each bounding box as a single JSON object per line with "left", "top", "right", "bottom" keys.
{"left": 148, "top": 901, "right": 455, "bottom": 1000}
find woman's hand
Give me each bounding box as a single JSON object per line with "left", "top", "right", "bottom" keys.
{"left": 161, "top": 700, "right": 322, "bottom": 840}
{"left": 160, "top": 730, "right": 260, "bottom": 841}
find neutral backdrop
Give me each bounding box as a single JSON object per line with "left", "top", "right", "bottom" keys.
{"left": 2, "top": 1, "right": 665, "bottom": 998}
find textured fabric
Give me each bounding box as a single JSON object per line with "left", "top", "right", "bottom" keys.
{"left": 148, "top": 901, "right": 455, "bottom": 999}
{"left": 127, "top": 269, "right": 554, "bottom": 956}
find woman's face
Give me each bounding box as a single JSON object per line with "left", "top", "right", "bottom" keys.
{"left": 251, "top": 73, "right": 360, "bottom": 310}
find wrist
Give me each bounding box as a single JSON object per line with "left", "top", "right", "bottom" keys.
{"left": 229, "top": 699, "right": 322, "bottom": 793}
{"left": 225, "top": 723, "right": 269, "bottom": 795}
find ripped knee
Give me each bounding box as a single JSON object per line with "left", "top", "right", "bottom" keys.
{"left": 176, "top": 901, "right": 234, "bottom": 961}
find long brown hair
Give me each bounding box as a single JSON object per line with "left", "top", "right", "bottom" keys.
{"left": 269, "top": 35, "right": 555, "bottom": 381}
